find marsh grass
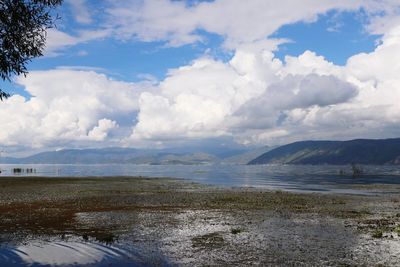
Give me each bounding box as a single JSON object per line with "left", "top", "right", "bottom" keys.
{"left": 372, "top": 229, "right": 383, "bottom": 238}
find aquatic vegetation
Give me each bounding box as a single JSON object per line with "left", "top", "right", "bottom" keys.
{"left": 351, "top": 163, "right": 363, "bottom": 178}
{"left": 394, "top": 226, "right": 400, "bottom": 235}
{"left": 11, "top": 168, "right": 36, "bottom": 174}
{"left": 230, "top": 227, "right": 243, "bottom": 235}
{"left": 372, "top": 229, "right": 383, "bottom": 238}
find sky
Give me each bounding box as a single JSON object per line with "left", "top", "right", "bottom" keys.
{"left": 1, "top": 0, "right": 400, "bottom": 156}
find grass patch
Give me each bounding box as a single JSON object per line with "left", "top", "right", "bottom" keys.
{"left": 230, "top": 228, "right": 244, "bottom": 235}
{"left": 372, "top": 229, "right": 383, "bottom": 238}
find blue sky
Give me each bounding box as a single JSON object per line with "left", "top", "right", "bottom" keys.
{"left": 6, "top": 3, "right": 379, "bottom": 96}
{"left": 273, "top": 10, "right": 379, "bottom": 65}
{"left": 1, "top": 0, "right": 400, "bottom": 155}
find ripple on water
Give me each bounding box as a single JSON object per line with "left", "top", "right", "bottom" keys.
{"left": 0, "top": 240, "right": 158, "bottom": 267}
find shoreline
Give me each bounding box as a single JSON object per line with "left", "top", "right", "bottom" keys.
{"left": 1, "top": 176, "right": 400, "bottom": 266}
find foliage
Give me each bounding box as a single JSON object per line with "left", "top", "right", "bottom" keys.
{"left": 0, "top": 0, "right": 62, "bottom": 100}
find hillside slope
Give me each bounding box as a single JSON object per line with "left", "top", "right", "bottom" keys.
{"left": 222, "top": 146, "right": 273, "bottom": 164}
{"left": 248, "top": 138, "right": 400, "bottom": 165}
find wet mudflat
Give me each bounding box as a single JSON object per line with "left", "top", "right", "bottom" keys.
{"left": 0, "top": 177, "right": 400, "bottom": 266}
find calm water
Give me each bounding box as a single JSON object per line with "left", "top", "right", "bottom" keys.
{"left": 0, "top": 239, "right": 171, "bottom": 267}
{"left": 1, "top": 163, "right": 400, "bottom": 193}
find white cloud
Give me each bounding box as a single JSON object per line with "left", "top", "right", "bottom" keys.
{"left": 128, "top": 22, "right": 400, "bottom": 146}
{"left": 279, "top": 51, "right": 342, "bottom": 77}
{"left": 44, "top": 29, "right": 81, "bottom": 56}
{"left": 45, "top": 1, "right": 400, "bottom": 57}
{"left": 130, "top": 50, "right": 282, "bottom": 141}
{"left": 66, "top": 0, "right": 92, "bottom": 24}
{"left": 361, "top": 0, "right": 400, "bottom": 35}
{"left": 5, "top": 22, "right": 400, "bottom": 150}
{"left": 0, "top": 70, "right": 151, "bottom": 147}
{"left": 44, "top": 28, "right": 110, "bottom": 56}
{"left": 106, "top": 0, "right": 364, "bottom": 48}
{"left": 272, "top": 25, "right": 400, "bottom": 143}
{"left": 234, "top": 73, "right": 357, "bottom": 126}
{"left": 88, "top": 119, "right": 118, "bottom": 141}
{"left": 3, "top": 31, "right": 400, "bottom": 149}
{"left": 346, "top": 25, "right": 400, "bottom": 83}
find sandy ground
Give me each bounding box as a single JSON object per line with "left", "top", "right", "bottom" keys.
{"left": 1, "top": 176, "right": 400, "bottom": 266}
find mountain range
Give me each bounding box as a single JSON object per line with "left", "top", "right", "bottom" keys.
{"left": 2, "top": 138, "right": 400, "bottom": 165}
{"left": 248, "top": 138, "right": 400, "bottom": 165}
{"left": 0, "top": 146, "right": 267, "bottom": 165}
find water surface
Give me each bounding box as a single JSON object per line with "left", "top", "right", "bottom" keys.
{"left": 1, "top": 164, "right": 400, "bottom": 193}
{"left": 0, "top": 239, "right": 170, "bottom": 267}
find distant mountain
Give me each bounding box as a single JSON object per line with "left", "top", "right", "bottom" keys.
{"left": 4, "top": 139, "right": 400, "bottom": 166}
{"left": 0, "top": 157, "right": 19, "bottom": 164}
{"left": 0, "top": 148, "right": 221, "bottom": 165}
{"left": 19, "top": 148, "right": 144, "bottom": 164}
{"left": 129, "top": 152, "right": 219, "bottom": 165}
{"left": 222, "top": 146, "right": 274, "bottom": 164}
{"left": 248, "top": 138, "right": 400, "bottom": 165}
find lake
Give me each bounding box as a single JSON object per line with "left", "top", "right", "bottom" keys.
{"left": 1, "top": 163, "right": 400, "bottom": 194}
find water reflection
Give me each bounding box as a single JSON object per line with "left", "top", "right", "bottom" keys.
{"left": 0, "top": 240, "right": 158, "bottom": 267}
{"left": 1, "top": 164, "right": 400, "bottom": 193}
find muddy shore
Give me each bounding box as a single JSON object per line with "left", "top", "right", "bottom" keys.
{"left": 1, "top": 176, "right": 400, "bottom": 266}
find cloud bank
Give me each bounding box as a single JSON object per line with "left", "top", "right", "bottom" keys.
{"left": 1, "top": 0, "right": 400, "bottom": 152}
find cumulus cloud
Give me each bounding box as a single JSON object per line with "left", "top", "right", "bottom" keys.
{"left": 279, "top": 51, "right": 342, "bottom": 77}
{"left": 128, "top": 22, "right": 400, "bottom": 146}
{"left": 9, "top": 28, "right": 400, "bottom": 149}
{"left": 5, "top": 26, "right": 400, "bottom": 149}
{"left": 0, "top": 70, "right": 152, "bottom": 148}
{"left": 130, "top": 50, "right": 282, "bottom": 141}
{"left": 88, "top": 119, "right": 118, "bottom": 141}
{"left": 232, "top": 74, "right": 358, "bottom": 129}
{"left": 271, "top": 26, "right": 400, "bottom": 143}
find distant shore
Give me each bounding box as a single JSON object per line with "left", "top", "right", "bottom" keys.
{"left": 1, "top": 176, "right": 400, "bottom": 266}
